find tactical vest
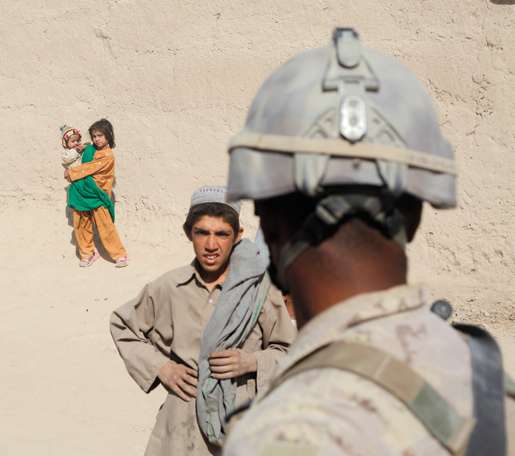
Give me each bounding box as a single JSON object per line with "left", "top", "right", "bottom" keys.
{"left": 228, "top": 303, "right": 515, "bottom": 455}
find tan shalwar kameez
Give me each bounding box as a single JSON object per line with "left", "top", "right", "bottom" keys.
{"left": 110, "top": 263, "right": 296, "bottom": 456}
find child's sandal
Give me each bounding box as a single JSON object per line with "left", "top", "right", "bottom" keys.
{"left": 79, "top": 250, "right": 100, "bottom": 268}
{"left": 115, "top": 256, "right": 129, "bottom": 268}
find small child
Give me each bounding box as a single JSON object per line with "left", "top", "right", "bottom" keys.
{"left": 64, "top": 119, "right": 128, "bottom": 268}
{"left": 60, "top": 125, "right": 84, "bottom": 168}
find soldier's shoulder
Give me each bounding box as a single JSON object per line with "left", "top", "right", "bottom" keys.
{"left": 226, "top": 368, "right": 443, "bottom": 455}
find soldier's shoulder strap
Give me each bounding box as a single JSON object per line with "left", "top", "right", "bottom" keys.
{"left": 263, "top": 340, "right": 474, "bottom": 455}
{"left": 433, "top": 300, "right": 508, "bottom": 454}
{"left": 452, "top": 324, "right": 507, "bottom": 456}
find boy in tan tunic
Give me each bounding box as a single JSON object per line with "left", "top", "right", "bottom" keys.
{"left": 110, "top": 186, "right": 296, "bottom": 456}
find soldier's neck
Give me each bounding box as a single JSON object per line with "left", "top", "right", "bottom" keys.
{"left": 287, "top": 228, "right": 407, "bottom": 330}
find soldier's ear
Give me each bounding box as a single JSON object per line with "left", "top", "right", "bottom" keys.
{"left": 398, "top": 196, "right": 423, "bottom": 243}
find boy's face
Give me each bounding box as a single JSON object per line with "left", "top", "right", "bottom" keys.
{"left": 66, "top": 134, "right": 81, "bottom": 150}
{"left": 91, "top": 130, "right": 109, "bottom": 149}
{"left": 190, "top": 215, "right": 240, "bottom": 274}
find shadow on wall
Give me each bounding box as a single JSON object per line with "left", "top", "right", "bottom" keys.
{"left": 490, "top": 0, "right": 515, "bottom": 4}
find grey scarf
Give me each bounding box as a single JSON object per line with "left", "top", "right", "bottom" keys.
{"left": 196, "top": 239, "right": 270, "bottom": 443}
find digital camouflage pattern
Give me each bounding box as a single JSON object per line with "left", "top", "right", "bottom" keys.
{"left": 224, "top": 285, "right": 478, "bottom": 455}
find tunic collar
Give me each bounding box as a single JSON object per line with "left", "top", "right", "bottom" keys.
{"left": 176, "top": 261, "right": 224, "bottom": 290}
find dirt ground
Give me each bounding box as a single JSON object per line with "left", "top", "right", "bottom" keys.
{"left": 1, "top": 1, "right": 514, "bottom": 455}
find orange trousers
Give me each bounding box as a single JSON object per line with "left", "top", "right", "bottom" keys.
{"left": 72, "top": 207, "right": 127, "bottom": 261}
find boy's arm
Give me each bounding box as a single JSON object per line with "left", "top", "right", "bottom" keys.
{"left": 68, "top": 150, "right": 114, "bottom": 181}
{"left": 110, "top": 284, "right": 172, "bottom": 393}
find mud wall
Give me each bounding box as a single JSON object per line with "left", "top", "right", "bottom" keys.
{"left": 1, "top": 1, "right": 514, "bottom": 454}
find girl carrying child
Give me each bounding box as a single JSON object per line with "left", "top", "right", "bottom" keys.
{"left": 64, "top": 118, "right": 128, "bottom": 268}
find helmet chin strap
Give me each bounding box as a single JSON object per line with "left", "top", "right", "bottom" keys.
{"left": 273, "top": 193, "right": 407, "bottom": 290}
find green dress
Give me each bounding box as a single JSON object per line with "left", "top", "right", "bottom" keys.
{"left": 67, "top": 144, "right": 115, "bottom": 221}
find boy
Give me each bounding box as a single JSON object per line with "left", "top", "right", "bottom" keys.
{"left": 110, "top": 186, "right": 296, "bottom": 456}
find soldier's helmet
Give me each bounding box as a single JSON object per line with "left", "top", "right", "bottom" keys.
{"left": 226, "top": 28, "right": 457, "bottom": 285}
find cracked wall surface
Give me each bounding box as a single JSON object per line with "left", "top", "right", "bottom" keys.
{"left": 1, "top": 1, "right": 514, "bottom": 455}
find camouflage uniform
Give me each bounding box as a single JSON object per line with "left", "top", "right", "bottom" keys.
{"left": 225, "top": 286, "right": 515, "bottom": 455}
{"left": 224, "top": 285, "right": 478, "bottom": 455}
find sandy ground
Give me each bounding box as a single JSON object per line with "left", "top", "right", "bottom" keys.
{"left": 1, "top": 1, "right": 515, "bottom": 455}
{"left": 3, "top": 202, "right": 514, "bottom": 456}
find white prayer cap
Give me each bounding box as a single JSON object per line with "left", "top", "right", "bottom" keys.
{"left": 190, "top": 185, "right": 241, "bottom": 214}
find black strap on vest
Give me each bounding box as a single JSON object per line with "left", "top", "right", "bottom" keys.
{"left": 453, "top": 324, "right": 507, "bottom": 456}
{"left": 431, "top": 301, "right": 507, "bottom": 454}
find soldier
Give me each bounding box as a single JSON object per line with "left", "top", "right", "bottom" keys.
{"left": 222, "top": 28, "right": 515, "bottom": 455}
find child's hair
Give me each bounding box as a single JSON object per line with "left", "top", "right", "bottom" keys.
{"left": 89, "top": 118, "right": 115, "bottom": 148}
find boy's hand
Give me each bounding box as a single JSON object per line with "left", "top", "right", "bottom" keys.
{"left": 64, "top": 169, "right": 71, "bottom": 181}
{"left": 209, "top": 349, "right": 257, "bottom": 379}
{"left": 158, "top": 361, "right": 198, "bottom": 402}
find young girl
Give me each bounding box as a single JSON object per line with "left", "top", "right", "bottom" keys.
{"left": 64, "top": 119, "right": 128, "bottom": 268}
